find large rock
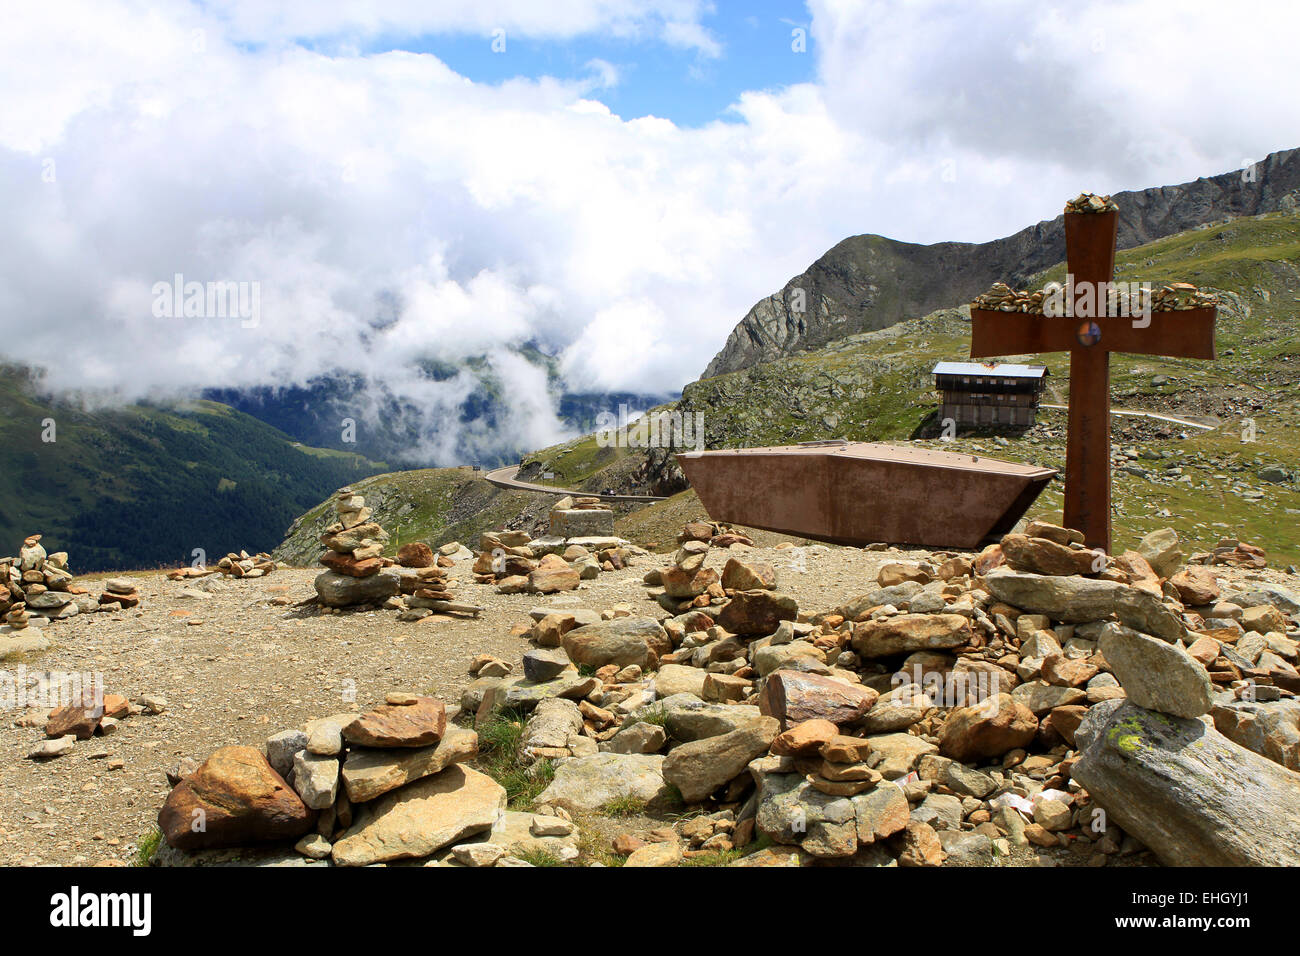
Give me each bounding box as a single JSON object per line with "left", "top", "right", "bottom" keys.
{"left": 662, "top": 718, "right": 779, "bottom": 802}
{"left": 661, "top": 566, "right": 719, "bottom": 599}
{"left": 395, "top": 542, "right": 435, "bottom": 568}
{"left": 342, "top": 725, "right": 479, "bottom": 802}
{"left": 1001, "top": 533, "right": 1098, "bottom": 576}
{"left": 717, "top": 590, "right": 798, "bottom": 636}
{"left": 292, "top": 751, "right": 340, "bottom": 809}
{"left": 852, "top": 781, "right": 911, "bottom": 843}
{"left": 754, "top": 774, "right": 859, "bottom": 858}
{"left": 343, "top": 697, "right": 447, "bottom": 748}
{"left": 535, "top": 753, "right": 673, "bottom": 813}
{"left": 758, "top": 670, "right": 877, "bottom": 728}
{"left": 1136, "top": 527, "right": 1183, "bottom": 578}
{"left": 1097, "top": 623, "right": 1213, "bottom": 718}
{"left": 562, "top": 618, "right": 668, "bottom": 670}
{"left": 937, "top": 693, "right": 1038, "bottom": 763}
{"left": 1169, "top": 566, "right": 1221, "bottom": 606}
{"left": 158, "top": 746, "right": 314, "bottom": 850}
{"left": 836, "top": 583, "right": 923, "bottom": 621}
{"left": 720, "top": 557, "right": 777, "bottom": 591}
{"left": 851, "top": 613, "right": 971, "bottom": 658}
{"left": 984, "top": 571, "right": 1185, "bottom": 641}
{"left": 331, "top": 765, "right": 505, "bottom": 866}
{"left": 520, "top": 698, "right": 584, "bottom": 753}
{"left": 1072, "top": 701, "right": 1300, "bottom": 866}
{"left": 528, "top": 564, "right": 580, "bottom": 594}
{"left": 863, "top": 733, "right": 938, "bottom": 778}
{"left": 314, "top": 569, "right": 399, "bottom": 608}
{"left": 654, "top": 663, "right": 707, "bottom": 699}
{"left": 653, "top": 696, "right": 767, "bottom": 742}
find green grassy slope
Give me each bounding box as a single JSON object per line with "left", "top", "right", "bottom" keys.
{"left": 0, "top": 367, "right": 387, "bottom": 570}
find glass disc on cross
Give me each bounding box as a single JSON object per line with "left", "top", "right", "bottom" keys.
{"left": 1076, "top": 321, "right": 1101, "bottom": 347}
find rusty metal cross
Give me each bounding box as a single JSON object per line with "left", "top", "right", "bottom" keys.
{"left": 969, "top": 205, "right": 1217, "bottom": 553}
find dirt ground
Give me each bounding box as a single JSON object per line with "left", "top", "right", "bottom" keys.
{"left": 1, "top": 542, "right": 1292, "bottom": 866}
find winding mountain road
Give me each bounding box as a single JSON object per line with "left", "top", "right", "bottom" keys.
{"left": 483, "top": 465, "right": 668, "bottom": 503}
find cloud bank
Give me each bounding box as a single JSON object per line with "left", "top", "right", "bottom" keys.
{"left": 1, "top": 0, "right": 1295, "bottom": 462}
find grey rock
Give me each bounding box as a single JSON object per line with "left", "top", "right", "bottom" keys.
{"left": 266, "top": 729, "right": 308, "bottom": 779}
{"left": 534, "top": 753, "right": 673, "bottom": 814}
{"left": 1072, "top": 702, "right": 1300, "bottom": 866}
{"left": 1098, "top": 623, "right": 1213, "bottom": 718}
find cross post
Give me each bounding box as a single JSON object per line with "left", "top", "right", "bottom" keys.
{"left": 969, "top": 200, "right": 1217, "bottom": 554}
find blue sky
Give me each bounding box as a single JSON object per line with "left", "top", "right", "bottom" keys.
{"left": 363, "top": 2, "right": 816, "bottom": 126}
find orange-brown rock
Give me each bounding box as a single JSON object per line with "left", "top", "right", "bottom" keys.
{"left": 717, "top": 590, "right": 798, "bottom": 636}
{"left": 662, "top": 565, "right": 720, "bottom": 598}
{"left": 320, "top": 551, "right": 384, "bottom": 577}
{"left": 770, "top": 719, "right": 838, "bottom": 756}
{"left": 158, "top": 746, "right": 314, "bottom": 849}
{"left": 46, "top": 698, "right": 104, "bottom": 740}
{"left": 759, "top": 670, "right": 877, "bottom": 728}
{"left": 938, "top": 693, "right": 1038, "bottom": 762}
{"left": 720, "top": 557, "right": 777, "bottom": 591}
{"left": 1111, "top": 551, "right": 1162, "bottom": 594}
{"left": 1001, "top": 533, "right": 1098, "bottom": 576}
{"left": 1170, "top": 566, "right": 1221, "bottom": 606}
{"left": 343, "top": 696, "right": 446, "bottom": 749}
{"left": 1041, "top": 654, "right": 1099, "bottom": 688}
{"left": 396, "top": 542, "right": 435, "bottom": 568}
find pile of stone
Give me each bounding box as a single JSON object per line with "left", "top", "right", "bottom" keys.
{"left": 472, "top": 524, "right": 638, "bottom": 596}
{"left": 458, "top": 518, "right": 1300, "bottom": 867}
{"left": 26, "top": 689, "right": 166, "bottom": 760}
{"left": 155, "top": 693, "right": 577, "bottom": 867}
{"left": 1, "top": 534, "right": 87, "bottom": 625}
{"left": 313, "top": 487, "right": 400, "bottom": 609}
{"left": 971, "top": 281, "right": 1046, "bottom": 313}
{"left": 644, "top": 520, "right": 771, "bottom": 617}
{"left": 1065, "top": 191, "right": 1118, "bottom": 213}
{"left": 395, "top": 543, "right": 482, "bottom": 621}
{"left": 1191, "top": 536, "right": 1268, "bottom": 568}
{"left": 96, "top": 577, "right": 142, "bottom": 611}
{"left": 1147, "top": 282, "right": 1218, "bottom": 311}
{"left": 971, "top": 279, "right": 1217, "bottom": 316}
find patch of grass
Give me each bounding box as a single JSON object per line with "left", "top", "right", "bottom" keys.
{"left": 573, "top": 816, "right": 627, "bottom": 867}
{"left": 515, "top": 846, "right": 566, "bottom": 867}
{"left": 134, "top": 827, "right": 162, "bottom": 867}
{"left": 680, "top": 847, "right": 749, "bottom": 866}
{"left": 635, "top": 703, "right": 669, "bottom": 727}
{"left": 598, "top": 795, "right": 648, "bottom": 817}
{"left": 474, "top": 708, "right": 557, "bottom": 810}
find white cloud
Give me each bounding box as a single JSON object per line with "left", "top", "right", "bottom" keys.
{"left": 0, "top": 0, "right": 1295, "bottom": 464}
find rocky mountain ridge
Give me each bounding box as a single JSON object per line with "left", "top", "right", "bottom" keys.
{"left": 703, "top": 147, "right": 1300, "bottom": 378}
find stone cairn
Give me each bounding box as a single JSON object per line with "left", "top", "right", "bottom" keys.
{"left": 972, "top": 192, "right": 1217, "bottom": 316}
{"left": 313, "top": 487, "right": 400, "bottom": 610}
{"left": 1, "top": 533, "right": 136, "bottom": 630}
{"left": 2, "top": 534, "right": 78, "bottom": 626}
{"left": 472, "top": 505, "right": 637, "bottom": 596}
{"left": 395, "top": 540, "right": 483, "bottom": 622}
{"left": 154, "top": 693, "right": 579, "bottom": 867}
{"left": 168, "top": 550, "right": 278, "bottom": 581}
{"left": 98, "top": 577, "right": 141, "bottom": 611}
